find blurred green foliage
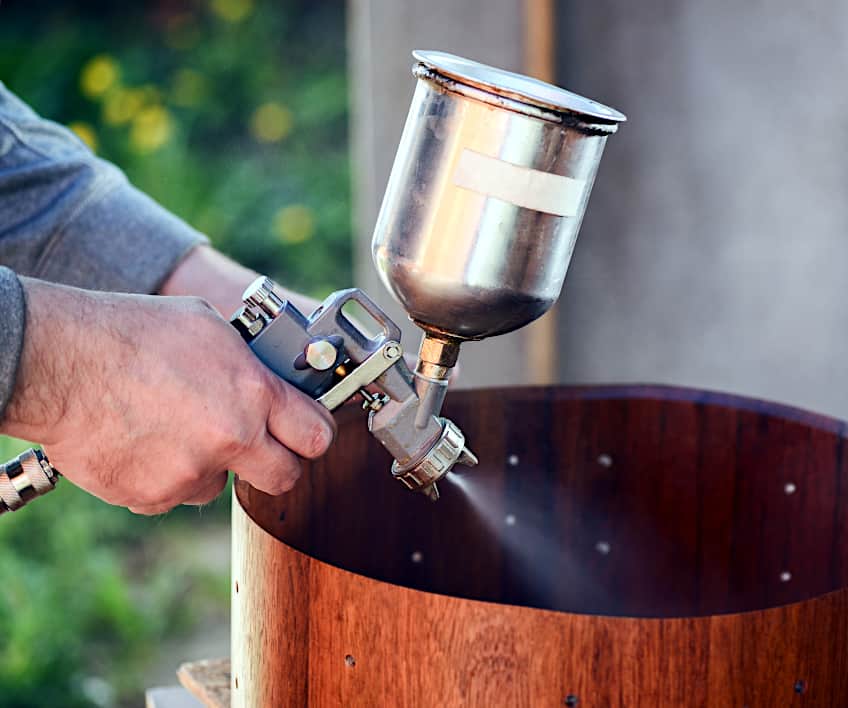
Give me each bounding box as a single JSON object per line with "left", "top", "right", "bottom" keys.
{"left": 0, "top": 1, "right": 349, "bottom": 705}
{"left": 0, "top": 434, "right": 230, "bottom": 707}
{"left": 0, "top": 0, "right": 351, "bottom": 297}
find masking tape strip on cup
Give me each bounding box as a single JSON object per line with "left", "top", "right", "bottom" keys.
{"left": 452, "top": 149, "right": 585, "bottom": 217}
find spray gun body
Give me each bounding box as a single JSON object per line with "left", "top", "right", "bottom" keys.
{"left": 231, "top": 280, "right": 475, "bottom": 499}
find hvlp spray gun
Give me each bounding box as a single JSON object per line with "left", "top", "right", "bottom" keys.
{"left": 228, "top": 52, "right": 625, "bottom": 501}
{"left": 0, "top": 50, "right": 624, "bottom": 512}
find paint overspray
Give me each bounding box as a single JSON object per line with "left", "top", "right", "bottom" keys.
{"left": 443, "top": 465, "right": 615, "bottom": 612}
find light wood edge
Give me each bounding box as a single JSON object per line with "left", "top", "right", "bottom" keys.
{"left": 177, "top": 658, "right": 231, "bottom": 708}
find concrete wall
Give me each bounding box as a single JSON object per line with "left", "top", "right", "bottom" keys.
{"left": 555, "top": 1, "right": 848, "bottom": 419}
{"left": 347, "top": 0, "right": 541, "bottom": 387}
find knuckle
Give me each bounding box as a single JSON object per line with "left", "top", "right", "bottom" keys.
{"left": 302, "top": 421, "right": 334, "bottom": 459}
{"left": 132, "top": 487, "right": 166, "bottom": 508}
{"left": 148, "top": 492, "right": 175, "bottom": 510}
{"left": 130, "top": 503, "right": 172, "bottom": 516}
{"left": 270, "top": 469, "right": 300, "bottom": 496}
{"left": 238, "top": 363, "right": 274, "bottom": 406}
{"left": 201, "top": 474, "right": 229, "bottom": 502}
{"left": 216, "top": 424, "right": 256, "bottom": 461}
{"left": 266, "top": 375, "right": 289, "bottom": 407}
{"left": 264, "top": 458, "right": 301, "bottom": 496}
{"left": 278, "top": 478, "right": 298, "bottom": 495}
{"left": 187, "top": 296, "right": 218, "bottom": 317}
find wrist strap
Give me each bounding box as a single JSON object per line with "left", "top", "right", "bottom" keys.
{"left": 0, "top": 449, "right": 59, "bottom": 514}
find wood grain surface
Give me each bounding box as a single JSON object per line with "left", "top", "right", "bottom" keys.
{"left": 232, "top": 385, "right": 848, "bottom": 707}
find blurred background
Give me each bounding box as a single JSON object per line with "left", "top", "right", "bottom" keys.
{"left": 3, "top": 0, "right": 848, "bottom": 705}
{"left": 0, "top": 1, "right": 348, "bottom": 706}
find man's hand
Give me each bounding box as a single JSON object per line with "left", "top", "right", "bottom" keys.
{"left": 1, "top": 278, "right": 336, "bottom": 514}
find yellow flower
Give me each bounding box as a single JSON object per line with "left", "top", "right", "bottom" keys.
{"left": 68, "top": 122, "right": 98, "bottom": 152}
{"left": 130, "top": 106, "right": 175, "bottom": 153}
{"left": 102, "top": 88, "right": 146, "bottom": 126}
{"left": 249, "top": 102, "right": 293, "bottom": 144}
{"left": 272, "top": 205, "right": 315, "bottom": 244}
{"left": 170, "top": 69, "right": 208, "bottom": 108}
{"left": 210, "top": 0, "right": 254, "bottom": 23}
{"left": 80, "top": 55, "right": 120, "bottom": 99}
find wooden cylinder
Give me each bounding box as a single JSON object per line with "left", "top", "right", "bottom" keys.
{"left": 232, "top": 386, "right": 848, "bottom": 707}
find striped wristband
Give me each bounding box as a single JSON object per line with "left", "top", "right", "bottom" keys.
{"left": 0, "top": 448, "right": 59, "bottom": 514}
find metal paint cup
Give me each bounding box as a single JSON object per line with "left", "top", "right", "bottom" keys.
{"left": 371, "top": 50, "right": 625, "bottom": 342}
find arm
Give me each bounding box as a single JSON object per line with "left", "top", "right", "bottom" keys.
{"left": 1, "top": 276, "right": 335, "bottom": 514}
{"left": 157, "top": 244, "right": 320, "bottom": 317}
{"left": 0, "top": 86, "right": 334, "bottom": 512}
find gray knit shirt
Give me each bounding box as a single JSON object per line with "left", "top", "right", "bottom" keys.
{"left": 0, "top": 83, "right": 207, "bottom": 419}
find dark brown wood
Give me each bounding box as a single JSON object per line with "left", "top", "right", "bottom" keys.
{"left": 232, "top": 385, "right": 848, "bottom": 707}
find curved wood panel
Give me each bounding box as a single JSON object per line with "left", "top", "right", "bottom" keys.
{"left": 232, "top": 385, "right": 848, "bottom": 707}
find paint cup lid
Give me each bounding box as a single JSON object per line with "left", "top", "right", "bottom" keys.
{"left": 413, "top": 50, "right": 626, "bottom": 123}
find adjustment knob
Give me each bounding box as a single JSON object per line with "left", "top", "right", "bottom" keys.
{"left": 305, "top": 339, "right": 339, "bottom": 371}
{"left": 242, "top": 277, "right": 285, "bottom": 318}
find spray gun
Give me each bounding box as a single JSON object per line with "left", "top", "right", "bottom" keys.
{"left": 0, "top": 50, "right": 624, "bottom": 513}
{"left": 230, "top": 280, "right": 476, "bottom": 500}
{"left": 229, "top": 51, "right": 625, "bottom": 501}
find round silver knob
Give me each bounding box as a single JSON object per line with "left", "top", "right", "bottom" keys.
{"left": 305, "top": 340, "right": 339, "bottom": 371}
{"left": 242, "top": 277, "right": 285, "bottom": 318}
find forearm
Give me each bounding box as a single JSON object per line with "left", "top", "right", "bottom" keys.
{"left": 1, "top": 277, "right": 103, "bottom": 444}
{"left": 158, "top": 245, "right": 320, "bottom": 317}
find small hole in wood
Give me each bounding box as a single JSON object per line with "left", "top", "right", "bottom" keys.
{"left": 794, "top": 679, "right": 807, "bottom": 694}
{"left": 234, "top": 676, "right": 239, "bottom": 689}
{"left": 235, "top": 580, "right": 239, "bottom": 593}
{"left": 345, "top": 654, "right": 356, "bottom": 667}
{"left": 564, "top": 695, "right": 579, "bottom": 706}
{"left": 279, "top": 510, "right": 286, "bottom": 522}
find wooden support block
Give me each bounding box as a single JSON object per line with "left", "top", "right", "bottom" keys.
{"left": 145, "top": 686, "right": 205, "bottom": 708}
{"left": 177, "top": 658, "right": 231, "bottom": 708}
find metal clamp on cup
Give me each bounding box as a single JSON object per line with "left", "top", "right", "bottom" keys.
{"left": 0, "top": 449, "right": 60, "bottom": 515}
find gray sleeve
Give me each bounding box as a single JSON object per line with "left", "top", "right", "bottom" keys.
{"left": 0, "top": 83, "right": 209, "bottom": 419}
{"left": 0, "top": 266, "right": 25, "bottom": 418}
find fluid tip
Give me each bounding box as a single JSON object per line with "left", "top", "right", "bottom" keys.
{"left": 421, "top": 483, "right": 440, "bottom": 502}
{"left": 457, "top": 446, "right": 478, "bottom": 468}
